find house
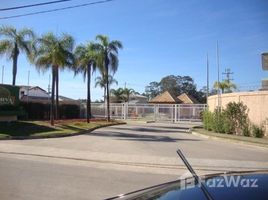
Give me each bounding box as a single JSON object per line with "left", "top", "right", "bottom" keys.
{"left": 19, "top": 85, "right": 80, "bottom": 119}
{"left": 19, "top": 86, "right": 50, "bottom": 103}
{"left": 128, "top": 93, "right": 148, "bottom": 104}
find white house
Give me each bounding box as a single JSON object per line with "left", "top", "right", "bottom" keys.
{"left": 19, "top": 86, "right": 50, "bottom": 100}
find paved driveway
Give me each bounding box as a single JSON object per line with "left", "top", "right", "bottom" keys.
{"left": 0, "top": 122, "right": 268, "bottom": 200}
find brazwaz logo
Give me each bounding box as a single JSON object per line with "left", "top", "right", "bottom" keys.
{"left": 0, "top": 86, "right": 15, "bottom": 105}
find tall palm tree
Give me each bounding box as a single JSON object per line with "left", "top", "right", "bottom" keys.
{"left": 0, "top": 25, "right": 35, "bottom": 85}
{"left": 34, "top": 32, "right": 74, "bottom": 125}
{"left": 94, "top": 35, "right": 123, "bottom": 121}
{"left": 95, "top": 74, "right": 118, "bottom": 103}
{"left": 214, "top": 80, "right": 236, "bottom": 94}
{"left": 74, "top": 42, "right": 98, "bottom": 123}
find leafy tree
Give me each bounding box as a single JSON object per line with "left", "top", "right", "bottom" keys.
{"left": 34, "top": 32, "right": 74, "bottom": 125}
{"left": 144, "top": 75, "right": 206, "bottom": 103}
{"left": 74, "top": 42, "right": 98, "bottom": 123}
{"left": 144, "top": 81, "right": 160, "bottom": 99}
{"left": 94, "top": 35, "right": 123, "bottom": 121}
{"left": 159, "top": 75, "right": 179, "bottom": 95}
{"left": 0, "top": 25, "right": 35, "bottom": 85}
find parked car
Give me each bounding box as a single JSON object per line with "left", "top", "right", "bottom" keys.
{"left": 105, "top": 150, "right": 268, "bottom": 200}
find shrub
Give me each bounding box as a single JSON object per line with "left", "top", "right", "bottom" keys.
{"left": 212, "top": 109, "right": 225, "bottom": 133}
{"left": 222, "top": 111, "right": 232, "bottom": 134}
{"left": 252, "top": 124, "right": 264, "bottom": 138}
{"left": 202, "top": 109, "right": 214, "bottom": 131}
{"left": 242, "top": 123, "right": 251, "bottom": 137}
{"left": 224, "top": 102, "right": 249, "bottom": 135}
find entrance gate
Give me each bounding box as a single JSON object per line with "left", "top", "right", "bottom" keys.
{"left": 90, "top": 103, "right": 206, "bottom": 122}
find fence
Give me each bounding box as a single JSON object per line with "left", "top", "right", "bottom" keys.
{"left": 89, "top": 103, "right": 206, "bottom": 122}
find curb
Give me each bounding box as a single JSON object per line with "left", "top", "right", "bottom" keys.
{"left": 192, "top": 131, "right": 268, "bottom": 149}
{"left": 0, "top": 122, "right": 126, "bottom": 140}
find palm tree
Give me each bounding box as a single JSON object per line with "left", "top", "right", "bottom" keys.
{"left": 74, "top": 42, "right": 98, "bottom": 123}
{"left": 34, "top": 32, "right": 74, "bottom": 125}
{"left": 214, "top": 80, "right": 236, "bottom": 93}
{"left": 0, "top": 25, "right": 35, "bottom": 85}
{"left": 122, "top": 88, "right": 135, "bottom": 102}
{"left": 110, "top": 88, "right": 124, "bottom": 103}
{"left": 95, "top": 74, "right": 118, "bottom": 103}
{"left": 94, "top": 35, "right": 123, "bottom": 121}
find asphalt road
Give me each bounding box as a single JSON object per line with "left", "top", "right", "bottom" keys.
{"left": 0, "top": 122, "right": 268, "bottom": 200}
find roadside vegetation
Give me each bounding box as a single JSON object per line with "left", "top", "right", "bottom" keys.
{"left": 0, "top": 120, "right": 124, "bottom": 139}
{"left": 202, "top": 102, "right": 265, "bottom": 138}
{"left": 0, "top": 25, "right": 123, "bottom": 124}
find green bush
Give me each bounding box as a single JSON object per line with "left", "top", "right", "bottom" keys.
{"left": 202, "top": 109, "right": 214, "bottom": 131}
{"left": 252, "top": 124, "right": 264, "bottom": 138}
{"left": 203, "top": 102, "right": 251, "bottom": 136}
{"left": 212, "top": 110, "right": 225, "bottom": 133}
{"left": 242, "top": 124, "right": 251, "bottom": 137}
{"left": 224, "top": 102, "right": 249, "bottom": 135}
{"left": 222, "top": 111, "right": 233, "bottom": 134}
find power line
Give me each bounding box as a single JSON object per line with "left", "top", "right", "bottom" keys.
{"left": 0, "top": 0, "right": 72, "bottom": 11}
{"left": 0, "top": 0, "right": 115, "bottom": 20}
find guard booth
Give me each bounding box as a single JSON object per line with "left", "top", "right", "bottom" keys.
{"left": 0, "top": 84, "right": 22, "bottom": 121}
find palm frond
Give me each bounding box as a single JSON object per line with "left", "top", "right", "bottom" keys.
{"left": 0, "top": 39, "right": 13, "bottom": 58}
{"left": 0, "top": 25, "right": 16, "bottom": 39}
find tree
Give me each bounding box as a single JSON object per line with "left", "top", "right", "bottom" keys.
{"left": 144, "top": 81, "right": 160, "bottom": 99}
{"left": 74, "top": 42, "right": 98, "bottom": 123}
{"left": 34, "top": 32, "right": 74, "bottom": 125}
{"left": 213, "top": 80, "right": 236, "bottom": 93}
{"left": 122, "top": 88, "right": 135, "bottom": 102}
{"left": 94, "top": 35, "right": 123, "bottom": 121}
{"left": 0, "top": 25, "right": 35, "bottom": 85}
{"left": 110, "top": 88, "right": 124, "bottom": 103}
{"left": 144, "top": 75, "right": 204, "bottom": 102}
{"left": 159, "top": 75, "right": 179, "bottom": 96}
{"left": 110, "top": 87, "right": 135, "bottom": 103}
{"left": 95, "top": 74, "right": 118, "bottom": 102}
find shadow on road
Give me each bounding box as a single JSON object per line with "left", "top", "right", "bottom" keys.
{"left": 86, "top": 131, "right": 200, "bottom": 142}
{"left": 110, "top": 126, "right": 189, "bottom": 134}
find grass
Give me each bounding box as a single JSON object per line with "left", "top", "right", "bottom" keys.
{"left": 0, "top": 120, "right": 124, "bottom": 139}
{"left": 193, "top": 127, "right": 268, "bottom": 147}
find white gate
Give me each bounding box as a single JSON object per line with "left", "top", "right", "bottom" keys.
{"left": 89, "top": 103, "right": 206, "bottom": 122}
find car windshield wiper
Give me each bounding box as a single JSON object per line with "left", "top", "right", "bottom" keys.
{"left": 177, "top": 149, "right": 214, "bottom": 200}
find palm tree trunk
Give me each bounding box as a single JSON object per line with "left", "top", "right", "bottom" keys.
{"left": 87, "top": 63, "right": 91, "bottom": 123}
{"left": 50, "top": 67, "right": 56, "bottom": 126}
{"left": 12, "top": 44, "right": 19, "bottom": 86}
{"left": 105, "top": 66, "right": 110, "bottom": 122}
{"left": 55, "top": 67, "right": 59, "bottom": 120}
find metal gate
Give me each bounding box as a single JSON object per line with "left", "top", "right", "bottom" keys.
{"left": 89, "top": 103, "right": 206, "bottom": 122}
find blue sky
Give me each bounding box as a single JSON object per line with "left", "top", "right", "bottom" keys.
{"left": 0, "top": 0, "right": 268, "bottom": 100}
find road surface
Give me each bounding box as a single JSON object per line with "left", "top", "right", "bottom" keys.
{"left": 0, "top": 122, "right": 267, "bottom": 199}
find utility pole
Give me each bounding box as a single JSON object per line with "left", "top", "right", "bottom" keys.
{"left": 1, "top": 65, "right": 4, "bottom": 84}
{"left": 124, "top": 82, "right": 126, "bottom": 89}
{"left": 222, "top": 68, "right": 234, "bottom": 83}
{"left": 216, "top": 41, "right": 221, "bottom": 110}
{"left": 206, "top": 53, "right": 209, "bottom": 102}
